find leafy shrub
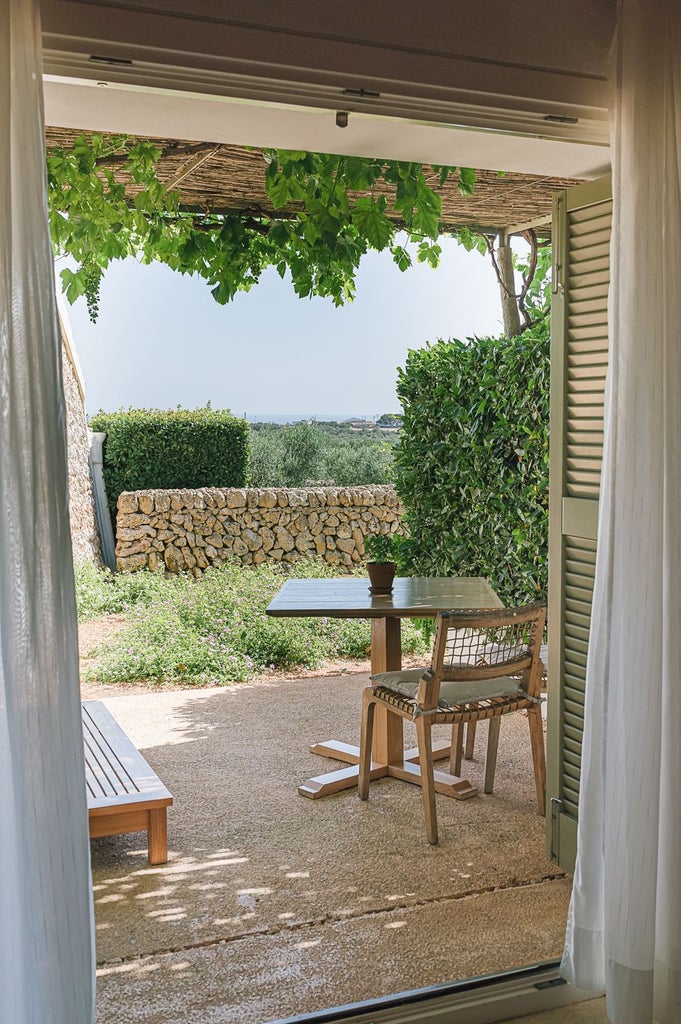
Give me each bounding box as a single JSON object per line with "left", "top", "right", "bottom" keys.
{"left": 395, "top": 322, "right": 549, "bottom": 606}
{"left": 364, "top": 532, "right": 400, "bottom": 563}
{"left": 81, "top": 559, "right": 428, "bottom": 685}
{"left": 90, "top": 406, "right": 249, "bottom": 519}
{"left": 249, "top": 421, "right": 394, "bottom": 487}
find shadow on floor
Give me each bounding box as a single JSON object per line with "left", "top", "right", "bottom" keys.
{"left": 89, "top": 674, "right": 570, "bottom": 1024}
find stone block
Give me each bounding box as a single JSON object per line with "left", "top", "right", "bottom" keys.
{"left": 192, "top": 547, "right": 208, "bottom": 569}
{"left": 274, "top": 526, "right": 295, "bottom": 552}
{"left": 164, "top": 544, "right": 184, "bottom": 572}
{"left": 117, "top": 513, "right": 149, "bottom": 529}
{"left": 243, "top": 528, "right": 263, "bottom": 551}
{"left": 227, "top": 489, "right": 247, "bottom": 508}
{"left": 117, "top": 553, "right": 147, "bottom": 572}
{"left": 117, "top": 493, "right": 139, "bottom": 514}
{"left": 259, "top": 490, "right": 277, "bottom": 509}
{"left": 117, "top": 539, "right": 150, "bottom": 556}
{"left": 260, "top": 527, "right": 275, "bottom": 552}
{"left": 117, "top": 526, "right": 155, "bottom": 542}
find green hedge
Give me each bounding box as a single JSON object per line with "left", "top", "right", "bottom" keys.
{"left": 90, "top": 407, "right": 249, "bottom": 520}
{"left": 394, "top": 322, "right": 549, "bottom": 606}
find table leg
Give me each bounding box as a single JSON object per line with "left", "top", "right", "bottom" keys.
{"left": 299, "top": 614, "right": 476, "bottom": 802}
{"left": 299, "top": 616, "right": 402, "bottom": 798}
{"left": 370, "top": 617, "right": 403, "bottom": 765}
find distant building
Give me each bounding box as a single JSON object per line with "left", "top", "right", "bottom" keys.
{"left": 344, "top": 418, "right": 375, "bottom": 429}
{"left": 376, "top": 414, "right": 403, "bottom": 429}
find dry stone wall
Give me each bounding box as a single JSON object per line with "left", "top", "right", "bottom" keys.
{"left": 61, "top": 312, "right": 101, "bottom": 564}
{"left": 116, "top": 486, "right": 403, "bottom": 573}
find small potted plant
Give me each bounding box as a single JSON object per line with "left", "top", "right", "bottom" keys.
{"left": 364, "top": 532, "right": 399, "bottom": 593}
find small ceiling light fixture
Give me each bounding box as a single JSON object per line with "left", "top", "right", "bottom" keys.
{"left": 544, "top": 114, "right": 579, "bottom": 124}
{"left": 335, "top": 110, "right": 349, "bottom": 129}
{"left": 342, "top": 87, "right": 380, "bottom": 99}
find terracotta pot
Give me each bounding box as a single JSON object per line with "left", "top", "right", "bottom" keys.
{"left": 367, "top": 561, "right": 397, "bottom": 594}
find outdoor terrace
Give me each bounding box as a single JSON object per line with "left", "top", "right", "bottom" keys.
{"left": 85, "top": 667, "right": 571, "bottom": 1024}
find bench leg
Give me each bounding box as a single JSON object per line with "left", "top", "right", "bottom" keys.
{"left": 148, "top": 808, "right": 168, "bottom": 865}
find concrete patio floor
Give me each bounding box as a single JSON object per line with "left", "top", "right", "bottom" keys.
{"left": 88, "top": 672, "right": 571, "bottom": 1024}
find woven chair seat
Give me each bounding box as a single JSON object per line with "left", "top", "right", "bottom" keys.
{"left": 372, "top": 684, "right": 534, "bottom": 723}
{"left": 370, "top": 667, "right": 530, "bottom": 712}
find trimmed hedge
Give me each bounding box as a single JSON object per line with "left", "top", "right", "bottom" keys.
{"left": 394, "top": 322, "right": 549, "bottom": 606}
{"left": 90, "top": 407, "right": 249, "bottom": 520}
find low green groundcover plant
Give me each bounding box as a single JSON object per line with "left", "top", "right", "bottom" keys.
{"left": 76, "top": 560, "right": 428, "bottom": 686}
{"left": 75, "top": 559, "right": 172, "bottom": 620}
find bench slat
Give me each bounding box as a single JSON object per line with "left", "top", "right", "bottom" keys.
{"left": 82, "top": 701, "right": 172, "bottom": 810}
{"left": 83, "top": 712, "right": 139, "bottom": 799}
{"left": 82, "top": 700, "right": 172, "bottom": 865}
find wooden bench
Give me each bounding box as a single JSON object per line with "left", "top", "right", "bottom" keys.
{"left": 82, "top": 700, "right": 173, "bottom": 865}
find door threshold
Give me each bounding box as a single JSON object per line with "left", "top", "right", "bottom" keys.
{"left": 272, "top": 961, "right": 601, "bottom": 1024}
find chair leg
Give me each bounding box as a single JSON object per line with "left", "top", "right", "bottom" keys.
{"left": 484, "top": 717, "right": 501, "bottom": 795}
{"left": 449, "top": 723, "right": 464, "bottom": 776}
{"left": 464, "top": 720, "right": 477, "bottom": 760}
{"left": 527, "top": 705, "right": 546, "bottom": 815}
{"left": 358, "top": 689, "right": 376, "bottom": 801}
{"left": 416, "top": 715, "right": 438, "bottom": 844}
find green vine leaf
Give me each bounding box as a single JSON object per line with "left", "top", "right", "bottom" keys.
{"left": 351, "top": 196, "right": 394, "bottom": 250}
{"left": 46, "top": 134, "right": 480, "bottom": 320}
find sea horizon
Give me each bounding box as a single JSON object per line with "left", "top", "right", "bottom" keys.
{"left": 243, "top": 412, "right": 398, "bottom": 424}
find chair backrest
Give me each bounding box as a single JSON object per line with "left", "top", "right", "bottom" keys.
{"left": 419, "top": 601, "right": 547, "bottom": 710}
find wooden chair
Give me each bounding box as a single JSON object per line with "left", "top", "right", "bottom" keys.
{"left": 358, "top": 602, "right": 547, "bottom": 844}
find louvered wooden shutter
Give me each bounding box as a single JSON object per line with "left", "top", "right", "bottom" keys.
{"left": 546, "top": 176, "right": 612, "bottom": 872}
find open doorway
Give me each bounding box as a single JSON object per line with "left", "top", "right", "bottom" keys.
{"left": 41, "top": 9, "right": 612, "bottom": 1019}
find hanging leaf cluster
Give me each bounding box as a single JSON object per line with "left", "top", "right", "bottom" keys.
{"left": 46, "top": 134, "right": 476, "bottom": 320}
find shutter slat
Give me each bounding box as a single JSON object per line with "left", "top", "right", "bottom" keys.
{"left": 550, "top": 180, "right": 611, "bottom": 869}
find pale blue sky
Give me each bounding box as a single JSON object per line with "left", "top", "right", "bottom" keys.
{"left": 64, "top": 235, "right": 504, "bottom": 421}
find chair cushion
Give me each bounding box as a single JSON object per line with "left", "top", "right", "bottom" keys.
{"left": 370, "top": 667, "right": 527, "bottom": 709}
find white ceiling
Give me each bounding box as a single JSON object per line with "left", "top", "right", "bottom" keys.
{"left": 42, "top": 0, "right": 613, "bottom": 178}
{"left": 43, "top": 75, "right": 610, "bottom": 179}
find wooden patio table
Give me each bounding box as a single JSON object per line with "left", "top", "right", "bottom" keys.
{"left": 266, "top": 576, "right": 503, "bottom": 800}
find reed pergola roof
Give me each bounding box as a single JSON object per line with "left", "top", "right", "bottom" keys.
{"left": 45, "top": 126, "right": 582, "bottom": 233}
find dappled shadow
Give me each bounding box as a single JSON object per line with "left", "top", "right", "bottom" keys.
{"left": 89, "top": 675, "right": 568, "bottom": 1023}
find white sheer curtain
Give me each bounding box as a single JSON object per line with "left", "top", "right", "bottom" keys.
{"left": 0, "top": 1, "right": 95, "bottom": 1022}
{"left": 561, "top": 2, "right": 681, "bottom": 1022}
